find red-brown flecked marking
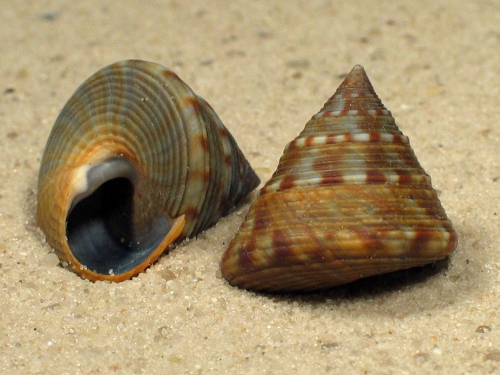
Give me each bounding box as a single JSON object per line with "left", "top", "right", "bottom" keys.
{"left": 161, "top": 69, "right": 181, "bottom": 81}
{"left": 344, "top": 133, "right": 354, "bottom": 143}
{"left": 196, "top": 133, "right": 210, "bottom": 153}
{"left": 408, "top": 230, "right": 436, "bottom": 258}
{"left": 393, "top": 134, "right": 403, "bottom": 143}
{"left": 185, "top": 96, "right": 204, "bottom": 117}
{"left": 305, "top": 135, "right": 315, "bottom": 147}
{"left": 183, "top": 206, "right": 200, "bottom": 223}
{"left": 398, "top": 173, "right": 420, "bottom": 186}
{"left": 278, "top": 174, "right": 298, "bottom": 191}
{"left": 365, "top": 170, "right": 387, "bottom": 184}
{"left": 369, "top": 132, "right": 381, "bottom": 143}
{"left": 218, "top": 127, "right": 228, "bottom": 139}
{"left": 271, "top": 229, "right": 295, "bottom": 267}
{"left": 235, "top": 241, "right": 256, "bottom": 273}
{"left": 319, "top": 174, "right": 345, "bottom": 186}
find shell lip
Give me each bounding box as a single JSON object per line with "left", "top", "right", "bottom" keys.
{"left": 70, "top": 215, "right": 186, "bottom": 282}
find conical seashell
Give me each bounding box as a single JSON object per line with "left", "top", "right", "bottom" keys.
{"left": 37, "top": 59, "right": 260, "bottom": 282}
{"left": 221, "top": 65, "right": 458, "bottom": 293}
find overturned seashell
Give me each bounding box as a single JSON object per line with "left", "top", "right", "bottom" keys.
{"left": 221, "top": 65, "right": 458, "bottom": 293}
{"left": 37, "top": 59, "right": 260, "bottom": 282}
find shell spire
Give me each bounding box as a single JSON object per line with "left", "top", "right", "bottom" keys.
{"left": 221, "top": 65, "right": 458, "bottom": 293}
{"left": 319, "top": 64, "right": 384, "bottom": 112}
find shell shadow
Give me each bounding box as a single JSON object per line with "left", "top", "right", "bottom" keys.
{"left": 256, "top": 256, "right": 451, "bottom": 302}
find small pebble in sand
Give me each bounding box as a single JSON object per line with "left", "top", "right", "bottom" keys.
{"left": 475, "top": 325, "right": 492, "bottom": 333}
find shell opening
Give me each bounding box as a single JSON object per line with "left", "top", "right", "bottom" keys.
{"left": 66, "top": 158, "right": 177, "bottom": 276}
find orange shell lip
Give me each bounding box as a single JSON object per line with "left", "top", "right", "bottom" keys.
{"left": 72, "top": 215, "right": 186, "bottom": 282}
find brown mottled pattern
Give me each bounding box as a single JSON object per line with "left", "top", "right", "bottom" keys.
{"left": 221, "top": 65, "right": 457, "bottom": 293}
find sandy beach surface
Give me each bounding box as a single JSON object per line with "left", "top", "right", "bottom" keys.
{"left": 1, "top": 1, "right": 499, "bottom": 374}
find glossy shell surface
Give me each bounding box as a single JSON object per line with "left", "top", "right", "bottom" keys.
{"left": 37, "top": 59, "right": 260, "bottom": 282}
{"left": 221, "top": 65, "right": 458, "bottom": 293}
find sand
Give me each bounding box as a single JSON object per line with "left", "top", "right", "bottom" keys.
{"left": 0, "top": 1, "right": 498, "bottom": 374}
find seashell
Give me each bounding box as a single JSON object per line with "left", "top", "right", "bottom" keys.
{"left": 37, "top": 59, "right": 260, "bottom": 282}
{"left": 221, "top": 65, "right": 458, "bottom": 293}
